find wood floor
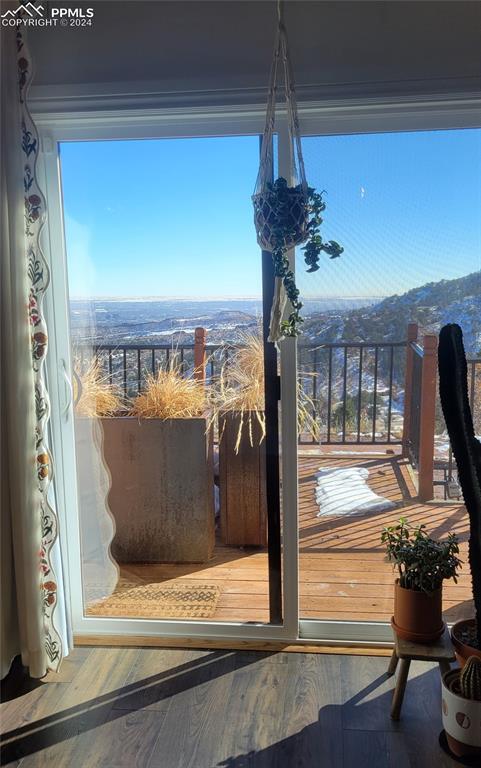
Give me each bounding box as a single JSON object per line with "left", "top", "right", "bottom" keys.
{"left": 111, "top": 453, "right": 472, "bottom": 624}
{"left": 1, "top": 646, "right": 459, "bottom": 767}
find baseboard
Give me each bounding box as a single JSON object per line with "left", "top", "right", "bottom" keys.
{"left": 73, "top": 634, "right": 393, "bottom": 656}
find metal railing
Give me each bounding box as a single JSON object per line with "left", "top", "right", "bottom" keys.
{"left": 76, "top": 323, "right": 480, "bottom": 502}
{"left": 298, "top": 340, "right": 407, "bottom": 445}
{"left": 84, "top": 341, "right": 228, "bottom": 396}
{"left": 78, "top": 332, "right": 408, "bottom": 446}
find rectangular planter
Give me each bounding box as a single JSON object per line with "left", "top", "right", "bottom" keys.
{"left": 101, "top": 416, "right": 215, "bottom": 564}
{"left": 219, "top": 411, "right": 267, "bottom": 547}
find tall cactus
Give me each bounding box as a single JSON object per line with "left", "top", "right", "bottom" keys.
{"left": 460, "top": 656, "right": 481, "bottom": 701}
{"left": 438, "top": 324, "right": 481, "bottom": 649}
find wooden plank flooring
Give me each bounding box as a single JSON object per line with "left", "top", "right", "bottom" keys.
{"left": 1, "top": 646, "right": 459, "bottom": 767}
{"left": 104, "top": 453, "right": 472, "bottom": 625}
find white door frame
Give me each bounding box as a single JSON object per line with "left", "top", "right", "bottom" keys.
{"left": 39, "top": 109, "right": 305, "bottom": 644}
{"left": 36, "top": 92, "right": 481, "bottom": 645}
{"left": 294, "top": 93, "right": 481, "bottom": 643}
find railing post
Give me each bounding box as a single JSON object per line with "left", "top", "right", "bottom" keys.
{"left": 194, "top": 327, "right": 207, "bottom": 382}
{"left": 418, "top": 333, "right": 438, "bottom": 502}
{"left": 402, "top": 323, "right": 418, "bottom": 457}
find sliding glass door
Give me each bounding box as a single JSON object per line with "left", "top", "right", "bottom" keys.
{"left": 296, "top": 127, "right": 481, "bottom": 640}
{"left": 39, "top": 105, "right": 480, "bottom": 645}
{"left": 43, "top": 128, "right": 289, "bottom": 637}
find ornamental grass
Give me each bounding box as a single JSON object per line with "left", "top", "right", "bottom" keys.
{"left": 211, "top": 328, "right": 320, "bottom": 452}
{"left": 130, "top": 364, "right": 206, "bottom": 419}
{"left": 74, "top": 359, "right": 123, "bottom": 417}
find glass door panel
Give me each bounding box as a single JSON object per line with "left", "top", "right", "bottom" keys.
{"left": 59, "top": 135, "right": 277, "bottom": 624}
{"left": 296, "top": 129, "right": 481, "bottom": 631}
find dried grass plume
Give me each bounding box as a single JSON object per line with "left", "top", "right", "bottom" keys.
{"left": 211, "top": 327, "right": 320, "bottom": 451}
{"left": 130, "top": 365, "right": 205, "bottom": 419}
{"left": 74, "top": 359, "right": 123, "bottom": 417}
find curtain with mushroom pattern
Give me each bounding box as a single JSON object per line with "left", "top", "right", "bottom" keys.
{"left": 17, "top": 27, "right": 63, "bottom": 671}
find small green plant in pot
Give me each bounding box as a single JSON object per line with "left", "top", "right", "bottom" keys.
{"left": 382, "top": 517, "right": 461, "bottom": 643}
{"left": 442, "top": 656, "right": 481, "bottom": 758}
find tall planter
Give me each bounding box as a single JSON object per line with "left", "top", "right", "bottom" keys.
{"left": 438, "top": 324, "right": 481, "bottom": 658}
{"left": 219, "top": 411, "right": 267, "bottom": 547}
{"left": 102, "top": 416, "right": 215, "bottom": 563}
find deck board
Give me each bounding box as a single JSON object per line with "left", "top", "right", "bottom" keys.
{"left": 100, "top": 453, "right": 472, "bottom": 624}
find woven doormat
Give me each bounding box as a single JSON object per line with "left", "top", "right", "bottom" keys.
{"left": 86, "top": 579, "right": 222, "bottom": 619}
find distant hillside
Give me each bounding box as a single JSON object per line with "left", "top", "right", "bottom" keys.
{"left": 303, "top": 271, "right": 481, "bottom": 356}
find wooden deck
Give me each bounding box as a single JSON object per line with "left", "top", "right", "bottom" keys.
{"left": 114, "top": 452, "right": 472, "bottom": 625}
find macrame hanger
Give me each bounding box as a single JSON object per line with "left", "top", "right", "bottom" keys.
{"left": 255, "top": 0, "right": 307, "bottom": 194}
{"left": 256, "top": 27, "right": 280, "bottom": 191}
{"left": 278, "top": 1, "right": 307, "bottom": 190}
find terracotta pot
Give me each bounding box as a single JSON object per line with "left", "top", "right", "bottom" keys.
{"left": 391, "top": 580, "right": 444, "bottom": 643}
{"left": 451, "top": 619, "right": 481, "bottom": 668}
{"left": 442, "top": 669, "right": 481, "bottom": 758}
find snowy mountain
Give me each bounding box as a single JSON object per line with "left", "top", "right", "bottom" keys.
{"left": 303, "top": 270, "right": 481, "bottom": 356}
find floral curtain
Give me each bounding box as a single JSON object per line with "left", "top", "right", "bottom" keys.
{"left": 0, "top": 21, "right": 65, "bottom": 677}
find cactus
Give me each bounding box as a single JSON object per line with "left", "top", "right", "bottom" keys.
{"left": 460, "top": 656, "right": 481, "bottom": 701}
{"left": 438, "top": 324, "right": 481, "bottom": 649}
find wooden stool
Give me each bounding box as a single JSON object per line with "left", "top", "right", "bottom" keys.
{"left": 387, "top": 627, "right": 455, "bottom": 720}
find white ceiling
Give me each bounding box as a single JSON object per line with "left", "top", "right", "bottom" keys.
{"left": 28, "top": 0, "right": 481, "bottom": 102}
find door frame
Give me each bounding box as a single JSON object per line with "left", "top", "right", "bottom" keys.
{"left": 292, "top": 94, "right": 481, "bottom": 643}
{"left": 36, "top": 93, "right": 481, "bottom": 645}
{"left": 39, "top": 110, "right": 302, "bottom": 643}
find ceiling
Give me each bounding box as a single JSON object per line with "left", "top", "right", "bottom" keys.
{"left": 28, "top": 0, "right": 481, "bottom": 103}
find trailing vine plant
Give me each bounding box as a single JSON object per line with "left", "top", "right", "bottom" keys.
{"left": 264, "top": 178, "right": 343, "bottom": 337}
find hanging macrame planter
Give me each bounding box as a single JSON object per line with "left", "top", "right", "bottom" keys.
{"left": 253, "top": 4, "right": 343, "bottom": 343}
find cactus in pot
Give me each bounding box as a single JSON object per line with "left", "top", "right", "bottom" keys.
{"left": 438, "top": 324, "right": 481, "bottom": 662}
{"left": 442, "top": 657, "right": 481, "bottom": 758}
{"left": 460, "top": 656, "right": 481, "bottom": 702}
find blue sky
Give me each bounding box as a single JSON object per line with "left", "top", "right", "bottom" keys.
{"left": 60, "top": 128, "right": 480, "bottom": 299}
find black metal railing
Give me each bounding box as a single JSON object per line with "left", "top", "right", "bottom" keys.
{"left": 77, "top": 337, "right": 407, "bottom": 445}
{"left": 298, "top": 341, "right": 407, "bottom": 444}
{"left": 80, "top": 342, "right": 228, "bottom": 397}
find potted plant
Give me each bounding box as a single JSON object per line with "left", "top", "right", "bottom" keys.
{"left": 212, "top": 329, "right": 319, "bottom": 547}
{"left": 99, "top": 364, "right": 215, "bottom": 564}
{"left": 252, "top": 9, "right": 343, "bottom": 341}
{"left": 382, "top": 517, "right": 461, "bottom": 643}
{"left": 213, "top": 331, "right": 268, "bottom": 548}
{"left": 442, "top": 656, "right": 481, "bottom": 759}
{"left": 253, "top": 178, "right": 343, "bottom": 338}
{"left": 438, "top": 323, "right": 481, "bottom": 666}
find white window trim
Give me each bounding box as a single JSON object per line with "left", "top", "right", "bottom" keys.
{"left": 37, "top": 92, "right": 481, "bottom": 646}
